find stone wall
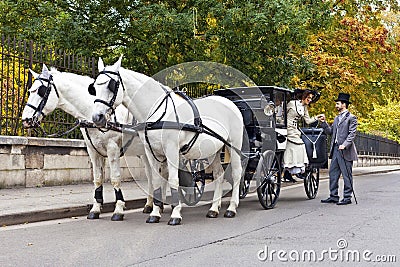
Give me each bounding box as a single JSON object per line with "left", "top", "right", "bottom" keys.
{"left": 1, "top": 135, "right": 399, "bottom": 189}
{"left": 355, "top": 154, "right": 400, "bottom": 167}
{"left": 0, "top": 136, "right": 145, "bottom": 189}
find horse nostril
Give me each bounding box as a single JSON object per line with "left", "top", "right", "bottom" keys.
{"left": 22, "top": 119, "right": 31, "bottom": 129}
{"left": 92, "top": 113, "right": 105, "bottom": 125}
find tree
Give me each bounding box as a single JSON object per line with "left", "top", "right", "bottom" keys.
{"left": 291, "top": 7, "right": 400, "bottom": 123}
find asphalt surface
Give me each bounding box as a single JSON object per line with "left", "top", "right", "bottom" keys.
{"left": 1, "top": 165, "right": 399, "bottom": 226}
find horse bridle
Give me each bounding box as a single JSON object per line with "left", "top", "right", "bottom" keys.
{"left": 24, "top": 75, "right": 59, "bottom": 127}
{"left": 88, "top": 70, "right": 125, "bottom": 121}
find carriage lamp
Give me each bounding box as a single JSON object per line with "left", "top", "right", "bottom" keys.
{"left": 263, "top": 101, "right": 275, "bottom": 116}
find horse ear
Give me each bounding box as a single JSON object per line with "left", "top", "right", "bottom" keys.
{"left": 29, "top": 69, "right": 39, "bottom": 79}
{"left": 42, "top": 64, "right": 50, "bottom": 78}
{"left": 98, "top": 57, "right": 104, "bottom": 71}
{"left": 113, "top": 55, "right": 123, "bottom": 71}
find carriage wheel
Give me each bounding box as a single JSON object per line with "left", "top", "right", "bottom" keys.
{"left": 178, "top": 177, "right": 205, "bottom": 206}
{"left": 239, "top": 179, "right": 251, "bottom": 199}
{"left": 256, "top": 151, "right": 281, "bottom": 209}
{"left": 178, "top": 160, "right": 206, "bottom": 206}
{"left": 303, "top": 167, "right": 319, "bottom": 199}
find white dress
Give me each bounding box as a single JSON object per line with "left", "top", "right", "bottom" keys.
{"left": 283, "top": 100, "right": 317, "bottom": 174}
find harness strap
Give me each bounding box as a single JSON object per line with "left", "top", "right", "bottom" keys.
{"left": 84, "top": 127, "right": 107, "bottom": 157}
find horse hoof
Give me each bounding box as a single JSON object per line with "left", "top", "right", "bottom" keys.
{"left": 168, "top": 218, "right": 181, "bottom": 226}
{"left": 224, "top": 210, "right": 236, "bottom": 218}
{"left": 142, "top": 205, "right": 153, "bottom": 214}
{"left": 87, "top": 212, "right": 100, "bottom": 220}
{"left": 111, "top": 213, "right": 124, "bottom": 221}
{"left": 146, "top": 216, "right": 160, "bottom": 223}
{"left": 206, "top": 210, "right": 219, "bottom": 218}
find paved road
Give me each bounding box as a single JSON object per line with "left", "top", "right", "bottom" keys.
{"left": 1, "top": 171, "right": 399, "bottom": 266}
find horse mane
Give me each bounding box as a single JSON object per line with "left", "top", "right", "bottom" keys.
{"left": 49, "top": 67, "right": 93, "bottom": 82}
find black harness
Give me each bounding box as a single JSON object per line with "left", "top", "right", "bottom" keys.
{"left": 24, "top": 73, "right": 133, "bottom": 156}
{"left": 88, "top": 70, "right": 125, "bottom": 125}
{"left": 90, "top": 71, "right": 243, "bottom": 162}
{"left": 25, "top": 75, "right": 60, "bottom": 127}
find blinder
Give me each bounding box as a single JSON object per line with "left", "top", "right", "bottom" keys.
{"left": 88, "top": 78, "right": 119, "bottom": 96}
{"left": 38, "top": 85, "right": 48, "bottom": 98}
{"left": 88, "top": 83, "right": 96, "bottom": 96}
{"left": 24, "top": 75, "right": 59, "bottom": 124}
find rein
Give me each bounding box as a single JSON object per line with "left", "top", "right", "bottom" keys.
{"left": 91, "top": 70, "right": 244, "bottom": 160}
{"left": 24, "top": 75, "right": 60, "bottom": 126}
{"left": 91, "top": 70, "right": 125, "bottom": 125}
{"left": 106, "top": 89, "right": 245, "bottom": 161}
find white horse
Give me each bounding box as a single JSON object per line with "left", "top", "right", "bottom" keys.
{"left": 91, "top": 57, "right": 244, "bottom": 225}
{"left": 21, "top": 64, "right": 164, "bottom": 220}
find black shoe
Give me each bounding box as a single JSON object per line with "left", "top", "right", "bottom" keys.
{"left": 337, "top": 199, "right": 352, "bottom": 205}
{"left": 321, "top": 197, "right": 339, "bottom": 204}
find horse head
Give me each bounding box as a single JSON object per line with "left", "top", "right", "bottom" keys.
{"left": 91, "top": 56, "right": 125, "bottom": 127}
{"left": 21, "top": 64, "right": 59, "bottom": 128}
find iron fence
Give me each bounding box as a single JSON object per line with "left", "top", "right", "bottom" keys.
{"left": 1, "top": 35, "right": 400, "bottom": 156}
{"left": 0, "top": 35, "right": 95, "bottom": 139}
{"left": 355, "top": 132, "right": 400, "bottom": 157}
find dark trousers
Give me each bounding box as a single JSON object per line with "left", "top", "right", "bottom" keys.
{"left": 329, "top": 144, "right": 353, "bottom": 200}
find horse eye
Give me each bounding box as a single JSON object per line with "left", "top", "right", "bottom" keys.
{"left": 37, "top": 85, "right": 47, "bottom": 97}
{"left": 88, "top": 83, "right": 96, "bottom": 96}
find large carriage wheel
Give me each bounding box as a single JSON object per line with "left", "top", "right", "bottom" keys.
{"left": 256, "top": 150, "right": 282, "bottom": 209}
{"left": 303, "top": 167, "right": 319, "bottom": 199}
{"left": 178, "top": 159, "right": 206, "bottom": 206}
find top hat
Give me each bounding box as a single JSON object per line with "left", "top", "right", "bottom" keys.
{"left": 335, "top": 92, "right": 351, "bottom": 104}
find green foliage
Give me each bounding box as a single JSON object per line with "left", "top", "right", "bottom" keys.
{"left": 1, "top": 0, "right": 400, "bottom": 141}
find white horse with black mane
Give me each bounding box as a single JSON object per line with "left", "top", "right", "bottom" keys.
{"left": 21, "top": 64, "right": 162, "bottom": 220}
{"left": 91, "top": 56, "right": 244, "bottom": 225}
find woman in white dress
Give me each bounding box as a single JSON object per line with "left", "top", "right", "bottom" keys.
{"left": 283, "top": 89, "right": 323, "bottom": 177}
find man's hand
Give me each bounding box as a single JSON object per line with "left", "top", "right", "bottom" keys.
{"left": 317, "top": 114, "right": 326, "bottom": 122}
{"left": 339, "top": 145, "right": 345, "bottom": 150}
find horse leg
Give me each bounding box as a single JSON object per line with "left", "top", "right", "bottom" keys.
{"left": 206, "top": 150, "right": 224, "bottom": 218}
{"left": 224, "top": 145, "right": 243, "bottom": 218}
{"left": 87, "top": 150, "right": 105, "bottom": 219}
{"left": 141, "top": 155, "right": 154, "bottom": 213}
{"left": 163, "top": 146, "right": 182, "bottom": 225}
{"left": 160, "top": 161, "right": 169, "bottom": 209}
{"left": 108, "top": 145, "right": 125, "bottom": 221}
{"left": 145, "top": 156, "right": 164, "bottom": 223}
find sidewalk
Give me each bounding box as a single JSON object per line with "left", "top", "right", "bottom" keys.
{"left": 1, "top": 165, "right": 399, "bottom": 226}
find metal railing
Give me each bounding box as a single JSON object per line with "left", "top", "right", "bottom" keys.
{"left": 1, "top": 35, "right": 400, "bottom": 156}
{"left": 0, "top": 35, "right": 95, "bottom": 139}
{"left": 355, "top": 132, "right": 400, "bottom": 157}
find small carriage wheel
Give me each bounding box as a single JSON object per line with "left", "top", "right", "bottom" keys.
{"left": 256, "top": 151, "right": 282, "bottom": 209}
{"left": 178, "top": 160, "right": 206, "bottom": 206}
{"left": 239, "top": 179, "right": 251, "bottom": 199}
{"left": 303, "top": 166, "right": 319, "bottom": 199}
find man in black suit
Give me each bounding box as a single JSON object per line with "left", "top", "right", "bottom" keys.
{"left": 319, "top": 93, "right": 358, "bottom": 205}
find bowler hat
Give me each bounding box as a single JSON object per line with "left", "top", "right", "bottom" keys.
{"left": 335, "top": 92, "right": 351, "bottom": 104}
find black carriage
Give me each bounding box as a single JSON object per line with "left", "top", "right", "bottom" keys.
{"left": 173, "top": 86, "right": 327, "bottom": 209}
{"left": 213, "top": 86, "right": 328, "bottom": 209}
